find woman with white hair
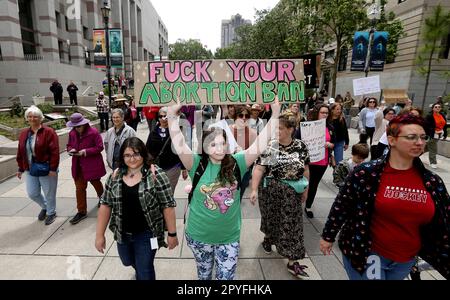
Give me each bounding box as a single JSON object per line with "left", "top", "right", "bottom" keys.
{"left": 16, "top": 106, "right": 60, "bottom": 225}
{"left": 104, "top": 108, "right": 136, "bottom": 170}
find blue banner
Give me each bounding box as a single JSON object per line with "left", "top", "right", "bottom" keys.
{"left": 370, "top": 31, "right": 389, "bottom": 71}
{"left": 350, "top": 32, "right": 369, "bottom": 71}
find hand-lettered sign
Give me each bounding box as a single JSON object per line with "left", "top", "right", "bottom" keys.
{"left": 134, "top": 59, "right": 305, "bottom": 107}
{"left": 300, "top": 119, "right": 326, "bottom": 163}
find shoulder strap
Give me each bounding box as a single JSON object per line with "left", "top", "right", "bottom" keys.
{"left": 231, "top": 156, "right": 242, "bottom": 190}
{"left": 187, "top": 155, "right": 209, "bottom": 205}
{"left": 245, "top": 127, "right": 249, "bottom": 150}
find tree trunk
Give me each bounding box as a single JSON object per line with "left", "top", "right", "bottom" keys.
{"left": 332, "top": 40, "right": 341, "bottom": 98}
{"left": 422, "top": 45, "right": 435, "bottom": 111}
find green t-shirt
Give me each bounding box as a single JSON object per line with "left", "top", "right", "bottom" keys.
{"left": 187, "top": 152, "right": 247, "bottom": 244}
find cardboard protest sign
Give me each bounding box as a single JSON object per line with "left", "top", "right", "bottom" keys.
{"left": 134, "top": 59, "right": 305, "bottom": 107}
{"left": 353, "top": 75, "right": 381, "bottom": 96}
{"left": 300, "top": 119, "right": 326, "bottom": 163}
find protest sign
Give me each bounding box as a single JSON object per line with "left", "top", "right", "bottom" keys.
{"left": 134, "top": 59, "right": 305, "bottom": 107}
{"left": 300, "top": 119, "right": 326, "bottom": 163}
{"left": 353, "top": 75, "right": 381, "bottom": 96}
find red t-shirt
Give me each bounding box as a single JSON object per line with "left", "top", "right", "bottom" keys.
{"left": 371, "top": 163, "right": 435, "bottom": 262}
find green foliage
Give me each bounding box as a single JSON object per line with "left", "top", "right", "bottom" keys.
{"left": 376, "top": 11, "right": 407, "bottom": 64}
{"left": 47, "top": 119, "right": 67, "bottom": 131}
{"left": 36, "top": 103, "right": 54, "bottom": 114}
{"left": 10, "top": 102, "right": 24, "bottom": 118}
{"left": 169, "top": 39, "right": 213, "bottom": 60}
{"left": 415, "top": 5, "right": 450, "bottom": 109}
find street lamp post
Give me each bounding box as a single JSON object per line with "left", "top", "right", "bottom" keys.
{"left": 159, "top": 45, "right": 163, "bottom": 61}
{"left": 101, "top": 1, "right": 112, "bottom": 107}
{"left": 364, "top": 1, "right": 380, "bottom": 78}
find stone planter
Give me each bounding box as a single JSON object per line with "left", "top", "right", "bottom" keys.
{"left": 32, "top": 96, "right": 46, "bottom": 105}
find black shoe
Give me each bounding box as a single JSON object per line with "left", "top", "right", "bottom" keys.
{"left": 45, "top": 214, "right": 56, "bottom": 225}
{"left": 410, "top": 266, "right": 421, "bottom": 280}
{"left": 287, "top": 262, "right": 309, "bottom": 279}
{"left": 69, "top": 212, "right": 87, "bottom": 225}
{"left": 304, "top": 208, "right": 314, "bottom": 218}
{"left": 262, "top": 239, "right": 272, "bottom": 254}
{"left": 38, "top": 209, "right": 47, "bottom": 221}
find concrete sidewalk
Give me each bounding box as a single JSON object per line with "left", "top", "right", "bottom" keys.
{"left": 0, "top": 122, "right": 446, "bottom": 280}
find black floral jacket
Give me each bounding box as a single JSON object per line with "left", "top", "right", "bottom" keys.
{"left": 321, "top": 153, "right": 450, "bottom": 278}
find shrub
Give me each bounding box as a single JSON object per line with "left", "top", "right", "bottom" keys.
{"left": 37, "top": 103, "right": 54, "bottom": 114}
{"left": 10, "top": 102, "right": 24, "bottom": 118}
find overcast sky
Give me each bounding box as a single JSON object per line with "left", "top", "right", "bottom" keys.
{"left": 150, "top": 0, "right": 280, "bottom": 52}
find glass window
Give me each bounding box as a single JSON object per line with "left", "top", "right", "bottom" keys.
{"left": 55, "top": 11, "right": 61, "bottom": 28}
{"left": 338, "top": 47, "right": 348, "bottom": 71}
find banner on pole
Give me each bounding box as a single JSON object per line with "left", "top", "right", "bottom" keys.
{"left": 300, "top": 119, "right": 326, "bottom": 163}
{"left": 93, "top": 29, "right": 106, "bottom": 68}
{"left": 370, "top": 31, "right": 389, "bottom": 71}
{"left": 350, "top": 32, "right": 369, "bottom": 71}
{"left": 109, "top": 28, "right": 123, "bottom": 68}
{"left": 353, "top": 75, "right": 381, "bottom": 96}
{"left": 134, "top": 59, "right": 306, "bottom": 107}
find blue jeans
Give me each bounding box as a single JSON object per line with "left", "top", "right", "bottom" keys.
{"left": 343, "top": 252, "right": 415, "bottom": 280}
{"left": 117, "top": 230, "right": 157, "bottom": 280}
{"left": 333, "top": 140, "right": 346, "bottom": 164}
{"left": 186, "top": 233, "right": 240, "bottom": 280}
{"left": 239, "top": 170, "right": 251, "bottom": 199}
{"left": 25, "top": 171, "right": 58, "bottom": 215}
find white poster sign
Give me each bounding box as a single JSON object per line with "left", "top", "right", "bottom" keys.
{"left": 353, "top": 75, "right": 381, "bottom": 96}
{"left": 300, "top": 119, "right": 326, "bottom": 163}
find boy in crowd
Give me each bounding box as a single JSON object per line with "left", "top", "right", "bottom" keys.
{"left": 333, "top": 143, "right": 370, "bottom": 188}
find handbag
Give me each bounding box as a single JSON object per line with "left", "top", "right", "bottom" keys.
{"left": 29, "top": 158, "right": 50, "bottom": 177}
{"left": 263, "top": 176, "right": 309, "bottom": 194}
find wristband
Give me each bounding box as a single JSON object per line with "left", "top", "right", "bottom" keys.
{"left": 168, "top": 232, "right": 177, "bottom": 237}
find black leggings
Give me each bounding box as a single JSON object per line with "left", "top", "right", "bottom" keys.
{"left": 306, "top": 164, "right": 328, "bottom": 209}
{"left": 365, "top": 127, "right": 375, "bottom": 145}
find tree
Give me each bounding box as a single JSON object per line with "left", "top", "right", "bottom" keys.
{"left": 415, "top": 5, "right": 450, "bottom": 111}
{"left": 308, "top": 0, "right": 369, "bottom": 97}
{"left": 168, "top": 39, "right": 213, "bottom": 60}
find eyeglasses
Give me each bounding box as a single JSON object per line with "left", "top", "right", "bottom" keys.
{"left": 159, "top": 115, "right": 167, "bottom": 120}
{"left": 434, "top": 106, "right": 441, "bottom": 109}
{"left": 124, "top": 153, "right": 142, "bottom": 160}
{"left": 238, "top": 113, "right": 249, "bottom": 119}
{"left": 396, "top": 134, "right": 430, "bottom": 142}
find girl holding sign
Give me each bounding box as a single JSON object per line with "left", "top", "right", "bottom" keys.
{"left": 167, "top": 101, "right": 280, "bottom": 280}
{"left": 304, "top": 104, "right": 335, "bottom": 218}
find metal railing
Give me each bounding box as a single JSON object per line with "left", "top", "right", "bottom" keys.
{"left": 24, "top": 54, "right": 44, "bottom": 61}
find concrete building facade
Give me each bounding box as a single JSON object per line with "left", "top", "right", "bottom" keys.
{"left": 0, "top": 0, "right": 168, "bottom": 105}
{"left": 221, "top": 14, "right": 251, "bottom": 48}
{"left": 320, "top": 0, "right": 450, "bottom": 109}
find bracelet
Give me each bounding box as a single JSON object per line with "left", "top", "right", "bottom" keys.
{"left": 167, "top": 232, "right": 177, "bottom": 237}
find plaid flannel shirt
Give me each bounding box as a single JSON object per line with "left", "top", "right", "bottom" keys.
{"left": 96, "top": 97, "right": 109, "bottom": 113}
{"left": 101, "top": 165, "right": 176, "bottom": 247}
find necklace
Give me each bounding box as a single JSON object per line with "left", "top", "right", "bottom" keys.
{"left": 127, "top": 169, "right": 141, "bottom": 178}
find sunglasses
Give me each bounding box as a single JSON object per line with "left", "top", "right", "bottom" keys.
{"left": 159, "top": 115, "right": 167, "bottom": 120}
{"left": 238, "top": 113, "right": 249, "bottom": 119}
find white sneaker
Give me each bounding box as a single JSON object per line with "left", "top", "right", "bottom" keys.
{"left": 430, "top": 164, "right": 437, "bottom": 169}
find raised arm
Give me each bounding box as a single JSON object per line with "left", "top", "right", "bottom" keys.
{"left": 167, "top": 105, "right": 193, "bottom": 170}
{"left": 243, "top": 101, "right": 280, "bottom": 167}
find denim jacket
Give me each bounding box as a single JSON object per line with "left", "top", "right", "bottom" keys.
{"left": 322, "top": 153, "right": 450, "bottom": 278}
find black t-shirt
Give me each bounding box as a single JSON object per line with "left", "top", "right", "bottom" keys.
{"left": 121, "top": 182, "right": 150, "bottom": 233}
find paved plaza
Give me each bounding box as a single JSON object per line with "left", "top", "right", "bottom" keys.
{"left": 0, "top": 119, "right": 447, "bottom": 280}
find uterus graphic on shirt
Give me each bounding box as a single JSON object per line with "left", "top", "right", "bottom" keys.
{"left": 200, "top": 181, "right": 238, "bottom": 214}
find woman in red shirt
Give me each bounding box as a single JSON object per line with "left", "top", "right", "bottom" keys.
{"left": 425, "top": 103, "right": 448, "bottom": 169}
{"left": 320, "top": 113, "right": 450, "bottom": 280}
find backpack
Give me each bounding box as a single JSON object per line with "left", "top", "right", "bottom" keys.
{"left": 187, "top": 155, "right": 242, "bottom": 205}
